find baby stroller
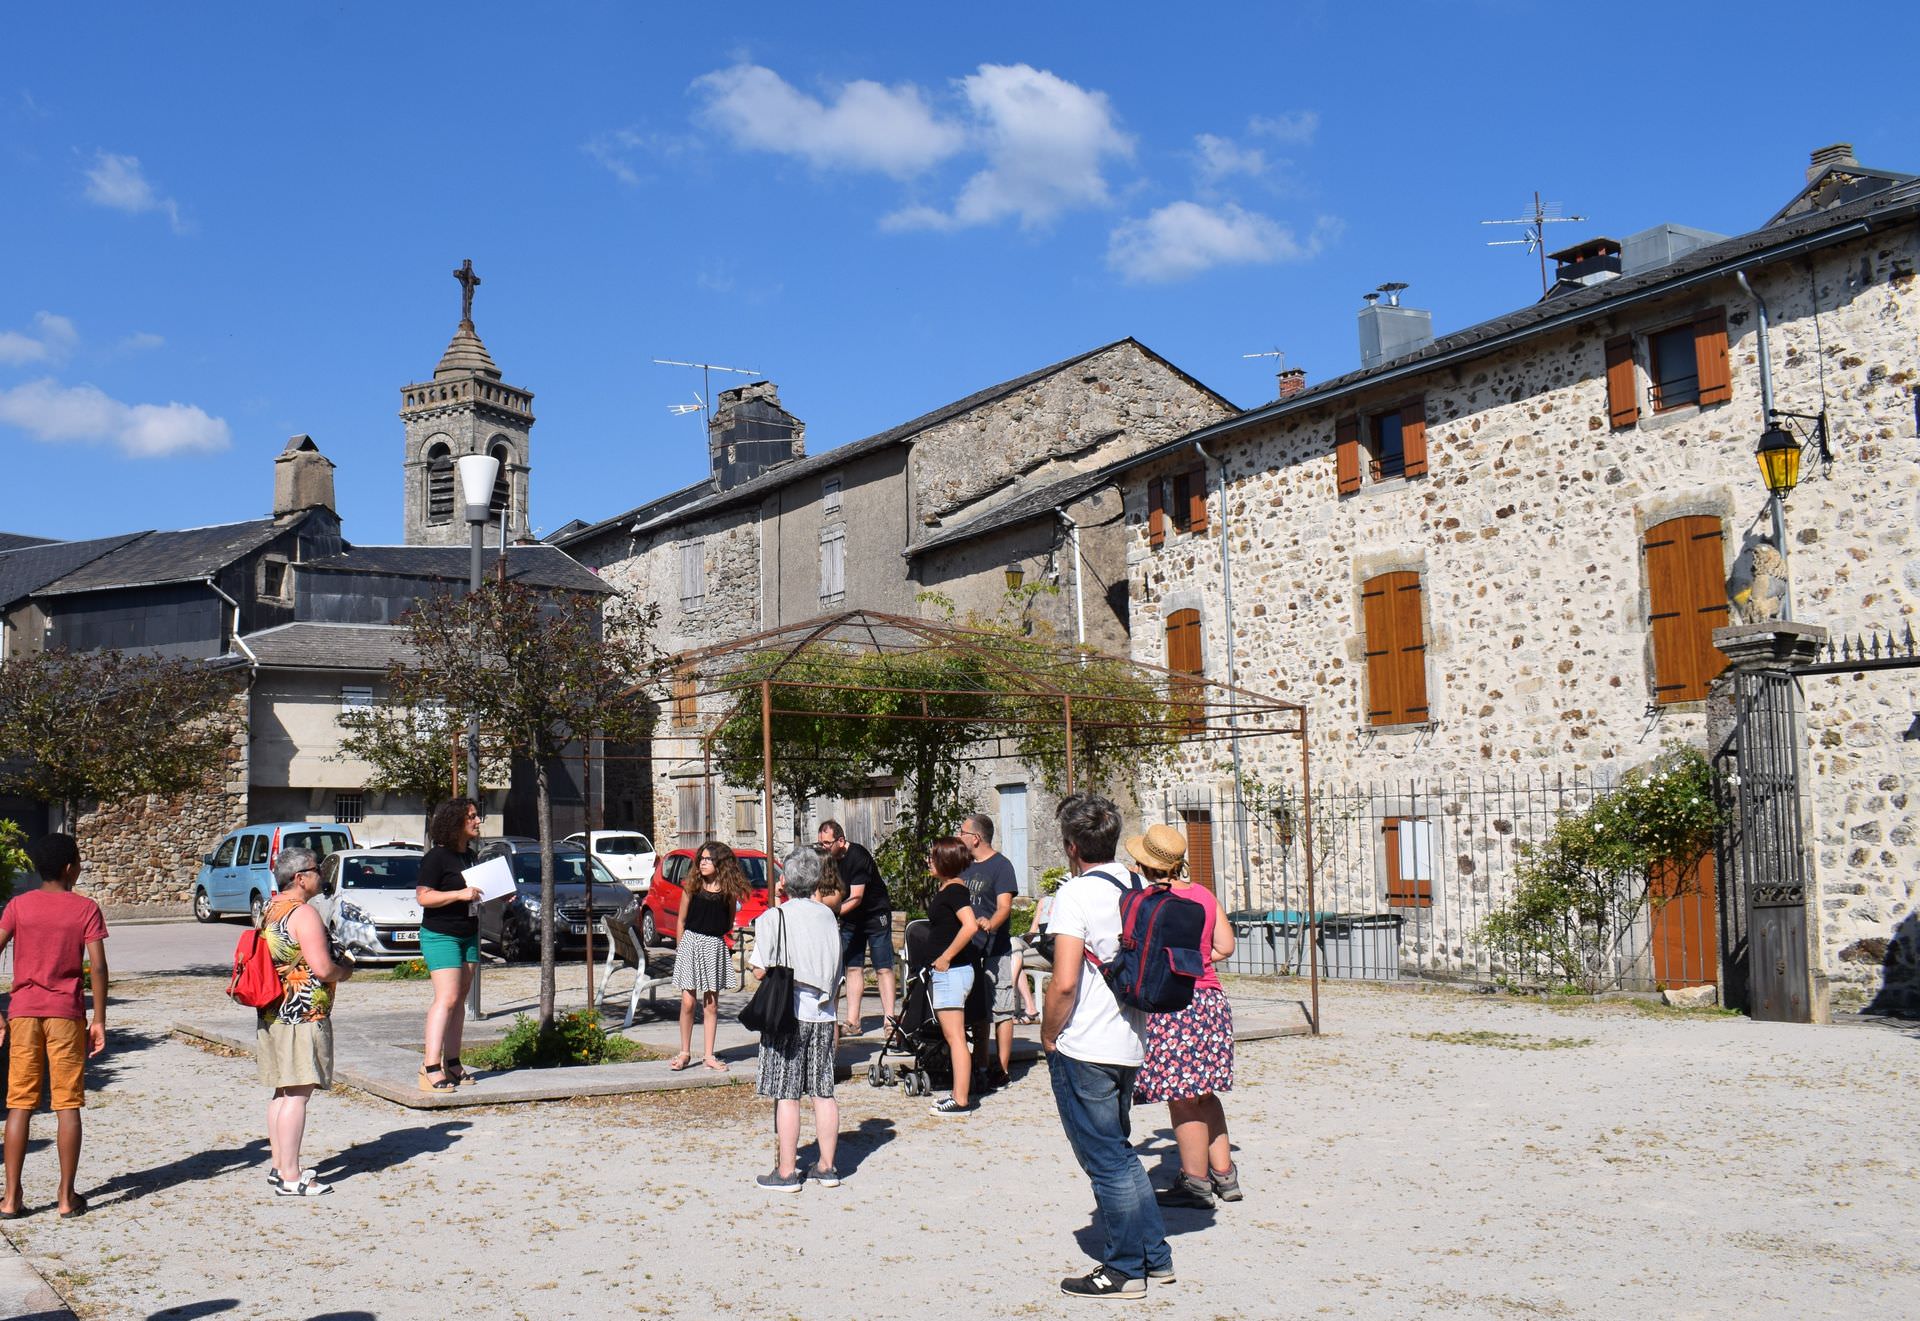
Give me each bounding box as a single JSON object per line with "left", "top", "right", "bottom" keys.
{"left": 866, "top": 919, "right": 956, "bottom": 1098}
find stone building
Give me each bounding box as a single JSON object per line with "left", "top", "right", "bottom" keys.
{"left": 557, "top": 339, "right": 1234, "bottom": 884}
{"left": 1099, "top": 146, "right": 1918, "bottom": 1008}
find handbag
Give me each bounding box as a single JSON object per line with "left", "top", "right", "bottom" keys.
{"left": 739, "top": 907, "right": 796, "bottom": 1037}
{"left": 227, "top": 922, "right": 283, "bottom": 1009}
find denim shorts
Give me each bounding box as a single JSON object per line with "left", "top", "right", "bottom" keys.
{"left": 841, "top": 925, "right": 896, "bottom": 971}
{"left": 930, "top": 964, "right": 976, "bottom": 1011}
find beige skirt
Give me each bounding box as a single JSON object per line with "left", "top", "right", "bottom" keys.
{"left": 256, "top": 1019, "right": 334, "bottom": 1090}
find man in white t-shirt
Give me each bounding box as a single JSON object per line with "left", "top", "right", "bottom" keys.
{"left": 1040, "top": 793, "right": 1171, "bottom": 1301}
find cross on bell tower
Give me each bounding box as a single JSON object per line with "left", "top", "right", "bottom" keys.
{"left": 397, "top": 259, "right": 536, "bottom": 546}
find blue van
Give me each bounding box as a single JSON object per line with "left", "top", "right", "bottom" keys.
{"left": 192, "top": 822, "right": 356, "bottom": 922}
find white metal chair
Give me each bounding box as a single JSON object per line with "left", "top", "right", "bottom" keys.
{"left": 596, "top": 907, "right": 674, "bottom": 1029}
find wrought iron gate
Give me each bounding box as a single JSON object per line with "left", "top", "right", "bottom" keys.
{"left": 1712, "top": 668, "right": 1810, "bottom": 1021}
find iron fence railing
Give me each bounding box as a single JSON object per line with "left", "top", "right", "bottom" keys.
{"left": 1151, "top": 770, "right": 1721, "bottom": 993}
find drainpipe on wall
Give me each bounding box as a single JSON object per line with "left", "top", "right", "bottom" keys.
{"left": 1054, "top": 507, "right": 1087, "bottom": 648}
{"left": 1192, "top": 441, "right": 1253, "bottom": 910}
{"left": 205, "top": 578, "right": 256, "bottom": 665}
{"left": 1734, "top": 267, "right": 1793, "bottom": 622}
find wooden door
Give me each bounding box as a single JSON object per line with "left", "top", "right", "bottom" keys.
{"left": 1650, "top": 853, "right": 1718, "bottom": 987}
{"left": 1180, "top": 810, "right": 1215, "bottom": 894}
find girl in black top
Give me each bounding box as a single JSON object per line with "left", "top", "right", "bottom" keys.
{"left": 415, "top": 797, "right": 483, "bottom": 1091}
{"left": 924, "top": 836, "right": 980, "bottom": 1114}
{"left": 670, "top": 841, "right": 751, "bottom": 1071}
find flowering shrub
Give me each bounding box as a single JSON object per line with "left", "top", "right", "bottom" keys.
{"left": 1482, "top": 743, "right": 1721, "bottom": 993}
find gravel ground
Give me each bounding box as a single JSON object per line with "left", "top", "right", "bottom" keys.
{"left": 1, "top": 965, "right": 1913, "bottom": 1321}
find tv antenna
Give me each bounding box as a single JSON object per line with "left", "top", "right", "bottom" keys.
{"left": 653, "top": 358, "right": 760, "bottom": 420}
{"left": 1481, "top": 191, "right": 1586, "bottom": 295}
{"left": 1242, "top": 347, "right": 1287, "bottom": 396}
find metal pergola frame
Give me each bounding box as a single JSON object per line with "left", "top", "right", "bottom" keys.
{"left": 634, "top": 608, "right": 1323, "bottom": 1031}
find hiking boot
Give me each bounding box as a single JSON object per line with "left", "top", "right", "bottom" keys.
{"left": 1153, "top": 1173, "right": 1215, "bottom": 1209}
{"left": 1209, "top": 1164, "right": 1243, "bottom": 1202}
{"left": 755, "top": 1168, "right": 805, "bottom": 1192}
{"left": 1060, "top": 1266, "right": 1145, "bottom": 1300}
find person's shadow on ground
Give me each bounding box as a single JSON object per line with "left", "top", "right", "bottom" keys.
{"left": 83, "top": 1138, "right": 272, "bottom": 1209}
{"left": 802, "top": 1116, "right": 896, "bottom": 1177}
{"left": 312, "top": 1120, "right": 471, "bottom": 1186}
{"left": 146, "top": 1306, "right": 378, "bottom": 1321}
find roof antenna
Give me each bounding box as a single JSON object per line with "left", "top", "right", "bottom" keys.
{"left": 652, "top": 358, "right": 760, "bottom": 423}
{"left": 1241, "top": 347, "right": 1287, "bottom": 396}
{"left": 1481, "top": 191, "right": 1587, "bottom": 295}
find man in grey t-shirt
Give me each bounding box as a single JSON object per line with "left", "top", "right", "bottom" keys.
{"left": 959, "top": 812, "right": 1019, "bottom": 1086}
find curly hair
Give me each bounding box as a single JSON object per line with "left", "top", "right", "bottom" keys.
{"left": 694, "top": 840, "right": 753, "bottom": 904}
{"left": 428, "top": 797, "right": 480, "bottom": 850}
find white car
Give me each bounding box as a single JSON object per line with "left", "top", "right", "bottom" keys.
{"left": 563, "top": 830, "right": 656, "bottom": 893}
{"left": 321, "top": 848, "right": 429, "bottom": 964}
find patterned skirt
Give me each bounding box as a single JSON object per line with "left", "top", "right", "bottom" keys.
{"left": 672, "top": 930, "right": 731, "bottom": 996}
{"left": 1133, "top": 986, "right": 1234, "bottom": 1103}
{"left": 755, "top": 1019, "right": 837, "bottom": 1100}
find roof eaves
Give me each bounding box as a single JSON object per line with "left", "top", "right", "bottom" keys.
{"left": 904, "top": 468, "right": 1120, "bottom": 559}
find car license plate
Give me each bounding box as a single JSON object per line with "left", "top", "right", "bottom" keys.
{"left": 392, "top": 930, "right": 418, "bottom": 943}
{"left": 570, "top": 923, "right": 588, "bottom": 936}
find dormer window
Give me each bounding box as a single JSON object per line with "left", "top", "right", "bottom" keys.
{"left": 823, "top": 477, "right": 842, "bottom": 515}
{"left": 259, "top": 557, "right": 290, "bottom": 601}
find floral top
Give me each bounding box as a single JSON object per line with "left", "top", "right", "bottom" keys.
{"left": 259, "top": 892, "right": 334, "bottom": 1026}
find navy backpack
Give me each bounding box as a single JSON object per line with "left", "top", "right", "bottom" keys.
{"left": 1085, "top": 872, "right": 1209, "bottom": 1013}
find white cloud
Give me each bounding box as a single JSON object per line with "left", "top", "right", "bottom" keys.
{"left": 0, "top": 378, "right": 229, "bottom": 457}
{"left": 1194, "top": 133, "right": 1268, "bottom": 184}
{"left": 82, "top": 151, "right": 187, "bottom": 233}
{"left": 118, "top": 331, "right": 166, "bottom": 353}
{"left": 1107, "top": 203, "right": 1341, "bottom": 283}
{"left": 1248, "top": 111, "right": 1319, "bottom": 146}
{"left": 0, "top": 312, "right": 78, "bottom": 366}
{"left": 693, "top": 64, "right": 966, "bottom": 179}
{"left": 887, "top": 63, "right": 1133, "bottom": 231}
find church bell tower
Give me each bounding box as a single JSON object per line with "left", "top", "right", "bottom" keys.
{"left": 400, "top": 260, "right": 534, "bottom": 546}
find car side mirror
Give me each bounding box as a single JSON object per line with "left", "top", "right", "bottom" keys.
{"left": 202, "top": 854, "right": 214, "bottom": 865}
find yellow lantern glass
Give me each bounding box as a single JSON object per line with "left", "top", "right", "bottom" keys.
{"left": 1756, "top": 426, "right": 1801, "bottom": 495}
{"left": 1004, "top": 565, "right": 1025, "bottom": 591}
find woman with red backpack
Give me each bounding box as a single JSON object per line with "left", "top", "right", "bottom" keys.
{"left": 1125, "top": 824, "right": 1241, "bottom": 1209}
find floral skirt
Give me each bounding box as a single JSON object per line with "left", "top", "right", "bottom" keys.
{"left": 1133, "top": 986, "right": 1234, "bottom": 1103}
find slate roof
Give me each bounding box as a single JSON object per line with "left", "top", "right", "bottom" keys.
{"left": 241, "top": 622, "right": 418, "bottom": 671}
{"left": 1103, "top": 179, "right": 1920, "bottom": 482}
{"left": 0, "top": 532, "right": 151, "bottom": 607}
{"left": 300, "top": 543, "right": 610, "bottom": 594}
{"left": 0, "top": 533, "right": 56, "bottom": 553}
{"left": 34, "top": 518, "right": 287, "bottom": 595}
{"left": 906, "top": 465, "right": 1120, "bottom": 559}
{"left": 555, "top": 337, "right": 1233, "bottom": 548}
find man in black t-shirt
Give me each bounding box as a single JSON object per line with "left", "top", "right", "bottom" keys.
{"left": 960, "top": 812, "right": 1020, "bottom": 1086}
{"left": 820, "top": 821, "right": 895, "bottom": 1035}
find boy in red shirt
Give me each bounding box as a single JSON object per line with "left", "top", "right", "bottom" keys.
{"left": 0, "top": 833, "right": 109, "bottom": 1218}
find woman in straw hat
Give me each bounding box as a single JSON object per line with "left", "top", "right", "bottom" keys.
{"left": 1126, "top": 822, "right": 1242, "bottom": 1209}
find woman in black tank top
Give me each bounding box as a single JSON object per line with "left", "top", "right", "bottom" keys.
{"left": 670, "top": 842, "right": 751, "bottom": 1071}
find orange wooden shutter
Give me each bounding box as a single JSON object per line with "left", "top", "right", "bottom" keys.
{"left": 1360, "top": 575, "right": 1400, "bottom": 725}
{"left": 1693, "top": 307, "right": 1731, "bottom": 406}
{"left": 1187, "top": 465, "right": 1210, "bottom": 535}
{"left": 1684, "top": 518, "right": 1730, "bottom": 693}
{"left": 1335, "top": 416, "right": 1361, "bottom": 495}
{"left": 1147, "top": 478, "right": 1165, "bottom": 548}
{"left": 1645, "top": 515, "right": 1727, "bottom": 703}
{"left": 1390, "top": 573, "right": 1429, "bottom": 722}
{"left": 1181, "top": 810, "right": 1216, "bottom": 894}
{"left": 1166, "top": 608, "right": 1203, "bottom": 730}
{"left": 1400, "top": 400, "right": 1429, "bottom": 479}
{"left": 1606, "top": 335, "right": 1639, "bottom": 429}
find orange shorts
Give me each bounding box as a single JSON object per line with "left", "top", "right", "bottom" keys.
{"left": 7, "top": 1017, "right": 88, "bottom": 1111}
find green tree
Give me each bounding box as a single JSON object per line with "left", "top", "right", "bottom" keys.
{"left": 381, "top": 583, "right": 660, "bottom": 1028}
{"left": 0, "top": 649, "right": 242, "bottom": 831}
{"left": 0, "top": 818, "right": 30, "bottom": 906}
{"left": 335, "top": 701, "right": 507, "bottom": 832}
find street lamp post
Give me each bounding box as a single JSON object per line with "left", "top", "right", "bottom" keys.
{"left": 455, "top": 453, "right": 500, "bottom": 1020}
{"left": 1755, "top": 423, "right": 1802, "bottom": 623}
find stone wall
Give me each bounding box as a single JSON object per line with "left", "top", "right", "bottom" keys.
{"left": 1125, "top": 222, "right": 1919, "bottom": 986}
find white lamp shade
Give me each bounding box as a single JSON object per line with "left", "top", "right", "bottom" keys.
{"left": 455, "top": 453, "right": 500, "bottom": 521}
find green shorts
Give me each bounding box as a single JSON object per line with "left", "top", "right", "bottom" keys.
{"left": 418, "top": 928, "right": 479, "bottom": 971}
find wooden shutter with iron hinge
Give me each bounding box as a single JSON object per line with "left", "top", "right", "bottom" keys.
{"left": 1693, "top": 307, "right": 1731, "bottom": 407}
{"left": 1147, "top": 478, "right": 1165, "bottom": 548}
{"left": 1606, "top": 335, "right": 1639, "bottom": 429}
{"left": 1644, "top": 515, "right": 1728, "bottom": 704}
{"left": 1186, "top": 465, "right": 1209, "bottom": 535}
{"left": 1335, "top": 416, "right": 1361, "bottom": 496}
{"left": 1400, "top": 400, "right": 1429, "bottom": 479}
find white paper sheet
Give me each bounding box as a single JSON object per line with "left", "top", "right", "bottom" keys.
{"left": 464, "top": 854, "right": 518, "bottom": 905}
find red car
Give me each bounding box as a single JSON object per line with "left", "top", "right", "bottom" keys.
{"left": 638, "top": 847, "right": 781, "bottom": 948}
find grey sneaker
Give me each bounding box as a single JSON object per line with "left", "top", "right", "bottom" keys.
{"left": 755, "top": 1168, "right": 805, "bottom": 1192}
{"left": 1060, "top": 1267, "right": 1145, "bottom": 1300}
{"left": 1209, "top": 1164, "right": 1243, "bottom": 1202}
{"left": 1147, "top": 1264, "right": 1176, "bottom": 1285}
{"left": 808, "top": 1165, "right": 842, "bottom": 1187}
{"left": 929, "top": 1096, "right": 976, "bottom": 1116}
{"left": 1153, "top": 1173, "right": 1215, "bottom": 1209}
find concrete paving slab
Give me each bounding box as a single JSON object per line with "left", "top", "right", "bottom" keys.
{"left": 0, "top": 1235, "right": 73, "bottom": 1321}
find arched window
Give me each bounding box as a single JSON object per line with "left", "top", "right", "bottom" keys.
{"left": 489, "top": 440, "right": 512, "bottom": 517}
{"left": 425, "top": 442, "right": 454, "bottom": 524}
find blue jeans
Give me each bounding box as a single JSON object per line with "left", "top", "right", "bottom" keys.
{"left": 1048, "top": 1052, "right": 1170, "bottom": 1279}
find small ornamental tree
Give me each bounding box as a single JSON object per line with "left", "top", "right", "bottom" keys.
{"left": 1481, "top": 743, "right": 1723, "bottom": 992}
{"left": 382, "top": 582, "right": 659, "bottom": 1028}
{"left": 0, "top": 649, "right": 242, "bottom": 831}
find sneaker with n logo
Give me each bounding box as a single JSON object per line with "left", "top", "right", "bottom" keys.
{"left": 1059, "top": 1266, "right": 1145, "bottom": 1301}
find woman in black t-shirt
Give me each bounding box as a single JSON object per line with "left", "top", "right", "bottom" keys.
{"left": 669, "top": 841, "right": 751, "bottom": 1072}
{"left": 415, "top": 797, "right": 483, "bottom": 1092}
{"left": 924, "top": 836, "right": 980, "bottom": 1116}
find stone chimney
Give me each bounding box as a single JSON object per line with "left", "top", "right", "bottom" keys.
{"left": 708, "top": 381, "right": 805, "bottom": 491}
{"left": 1277, "top": 368, "right": 1307, "bottom": 400}
{"left": 273, "top": 435, "right": 336, "bottom": 517}
{"left": 1807, "top": 142, "right": 1857, "bottom": 181}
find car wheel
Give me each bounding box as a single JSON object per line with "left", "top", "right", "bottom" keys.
{"left": 192, "top": 888, "right": 214, "bottom": 923}
{"left": 499, "top": 914, "right": 532, "bottom": 963}
{"left": 639, "top": 909, "right": 658, "bottom": 948}
{"left": 249, "top": 892, "right": 266, "bottom": 925}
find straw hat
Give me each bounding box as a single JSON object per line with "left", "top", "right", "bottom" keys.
{"left": 1125, "top": 823, "right": 1188, "bottom": 875}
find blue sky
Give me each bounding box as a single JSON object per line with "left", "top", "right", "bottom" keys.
{"left": 4, "top": 2, "right": 1916, "bottom": 543}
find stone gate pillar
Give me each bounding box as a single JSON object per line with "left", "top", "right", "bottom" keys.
{"left": 1709, "top": 622, "right": 1826, "bottom": 1022}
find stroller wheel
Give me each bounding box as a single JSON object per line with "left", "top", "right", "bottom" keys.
{"left": 868, "top": 1064, "right": 889, "bottom": 1087}
{"left": 901, "top": 1070, "right": 919, "bottom": 1097}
